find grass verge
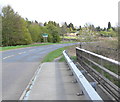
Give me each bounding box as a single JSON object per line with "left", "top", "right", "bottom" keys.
{"left": 59, "top": 56, "right": 65, "bottom": 62}
{"left": 42, "top": 47, "right": 67, "bottom": 62}
{"left": 0, "top": 41, "right": 77, "bottom": 51}
{"left": 59, "top": 56, "right": 76, "bottom": 62}
{"left": 42, "top": 44, "right": 78, "bottom": 63}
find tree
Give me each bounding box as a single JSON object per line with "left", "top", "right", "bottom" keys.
{"left": 64, "top": 22, "right": 67, "bottom": 27}
{"left": 2, "top": 5, "right": 32, "bottom": 46}
{"left": 28, "top": 24, "right": 41, "bottom": 42}
{"left": 28, "top": 22, "right": 49, "bottom": 42}
{"left": 46, "top": 23, "right": 60, "bottom": 43}
{"left": 60, "top": 25, "right": 67, "bottom": 36}
{"left": 77, "top": 26, "right": 82, "bottom": 31}
{"left": 103, "top": 27, "right": 106, "bottom": 31}
{"left": 35, "top": 20, "right": 38, "bottom": 24}
{"left": 96, "top": 26, "right": 101, "bottom": 31}
{"left": 20, "top": 18, "right": 32, "bottom": 44}
{"left": 44, "top": 22, "right": 47, "bottom": 26}
{"left": 107, "top": 22, "right": 111, "bottom": 30}
{"left": 68, "top": 23, "right": 74, "bottom": 30}
{"left": 100, "top": 28, "right": 117, "bottom": 37}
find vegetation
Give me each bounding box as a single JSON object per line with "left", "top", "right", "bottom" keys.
{"left": 59, "top": 56, "right": 76, "bottom": 62}
{"left": 61, "top": 43, "right": 119, "bottom": 87}
{"left": 59, "top": 56, "right": 65, "bottom": 62}
{"left": 2, "top": 5, "right": 32, "bottom": 46}
{"left": 1, "top": 5, "right": 63, "bottom": 46}
{"left": 60, "top": 36, "right": 77, "bottom": 39}
{"left": 1, "top": 5, "right": 118, "bottom": 49}
{"left": 77, "top": 23, "right": 118, "bottom": 42}
{"left": 79, "top": 38, "right": 119, "bottom": 87}
{"left": 42, "top": 44, "right": 78, "bottom": 62}
{"left": 1, "top": 43, "right": 53, "bottom": 51}
{"left": 82, "top": 38, "right": 118, "bottom": 60}
{"left": 42, "top": 47, "right": 67, "bottom": 62}
{"left": 100, "top": 28, "right": 117, "bottom": 37}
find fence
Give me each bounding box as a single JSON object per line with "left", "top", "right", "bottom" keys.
{"left": 63, "top": 50, "right": 103, "bottom": 101}
{"left": 76, "top": 47, "right": 120, "bottom": 101}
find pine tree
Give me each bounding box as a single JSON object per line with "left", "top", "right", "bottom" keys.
{"left": 44, "top": 22, "right": 47, "bottom": 26}
{"left": 108, "top": 22, "right": 111, "bottom": 30}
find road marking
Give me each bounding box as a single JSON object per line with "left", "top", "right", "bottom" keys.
{"left": 3, "top": 55, "right": 14, "bottom": 59}
{"left": 18, "top": 52, "right": 26, "bottom": 54}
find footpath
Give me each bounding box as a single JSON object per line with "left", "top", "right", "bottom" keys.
{"left": 26, "top": 62, "right": 86, "bottom": 100}
{"left": 21, "top": 56, "right": 111, "bottom": 100}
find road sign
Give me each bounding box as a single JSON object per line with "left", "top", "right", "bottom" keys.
{"left": 42, "top": 33, "right": 48, "bottom": 37}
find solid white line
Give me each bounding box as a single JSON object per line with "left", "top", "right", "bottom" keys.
{"left": 3, "top": 55, "right": 14, "bottom": 59}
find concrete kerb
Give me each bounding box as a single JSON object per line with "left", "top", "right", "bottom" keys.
{"left": 19, "top": 63, "right": 44, "bottom": 100}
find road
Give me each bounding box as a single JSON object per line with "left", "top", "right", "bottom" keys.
{"left": 1, "top": 43, "right": 79, "bottom": 100}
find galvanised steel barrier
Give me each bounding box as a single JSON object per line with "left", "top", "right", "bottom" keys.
{"left": 63, "top": 50, "right": 103, "bottom": 101}
{"left": 76, "top": 47, "right": 120, "bottom": 101}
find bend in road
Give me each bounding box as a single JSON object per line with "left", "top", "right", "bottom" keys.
{"left": 2, "top": 43, "right": 79, "bottom": 100}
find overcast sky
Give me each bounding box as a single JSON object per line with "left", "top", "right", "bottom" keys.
{"left": 0, "top": 0, "right": 119, "bottom": 28}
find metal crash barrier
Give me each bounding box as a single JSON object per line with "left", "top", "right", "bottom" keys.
{"left": 63, "top": 50, "right": 103, "bottom": 101}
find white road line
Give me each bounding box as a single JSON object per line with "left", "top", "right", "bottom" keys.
{"left": 18, "top": 52, "right": 26, "bottom": 54}
{"left": 3, "top": 55, "right": 14, "bottom": 59}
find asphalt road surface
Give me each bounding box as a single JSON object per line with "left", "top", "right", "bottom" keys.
{"left": 1, "top": 43, "right": 79, "bottom": 100}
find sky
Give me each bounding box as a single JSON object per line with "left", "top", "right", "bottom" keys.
{"left": 0, "top": 0, "right": 119, "bottom": 28}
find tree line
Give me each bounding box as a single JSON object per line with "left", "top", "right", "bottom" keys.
{"left": 1, "top": 5, "right": 82, "bottom": 46}
{"left": 0, "top": 5, "right": 118, "bottom": 46}
{"left": 1, "top": 5, "right": 61, "bottom": 46}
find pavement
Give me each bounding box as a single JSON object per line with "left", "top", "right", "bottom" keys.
{"left": 26, "top": 62, "right": 86, "bottom": 100}
{"left": 1, "top": 43, "right": 79, "bottom": 100}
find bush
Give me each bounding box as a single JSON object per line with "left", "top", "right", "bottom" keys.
{"left": 100, "top": 29, "right": 117, "bottom": 37}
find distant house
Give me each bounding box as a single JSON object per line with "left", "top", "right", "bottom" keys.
{"left": 66, "top": 31, "right": 79, "bottom": 37}
{"left": 69, "top": 33, "right": 76, "bottom": 36}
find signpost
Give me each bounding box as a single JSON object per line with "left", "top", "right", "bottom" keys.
{"left": 42, "top": 33, "right": 48, "bottom": 42}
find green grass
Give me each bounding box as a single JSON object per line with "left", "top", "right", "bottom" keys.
{"left": 0, "top": 41, "right": 77, "bottom": 51}
{"left": 82, "top": 55, "right": 119, "bottom": 87}
{"left": 59, "top": 56, "right": 65, "bottom": 62}
{"left": 42, "top": 47, "right": 68, "bottom": 62}
{"left": 42, "top": 45, "right": 77, "bottom": 63}
{"left": 59, "top": 56, "right": 76, "bottom": 62}
{"left": 0, "top": 43, "right": 52, "bottom": 51}
{"left": 70, "top": 56, "right": 77, "bottom": 61}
